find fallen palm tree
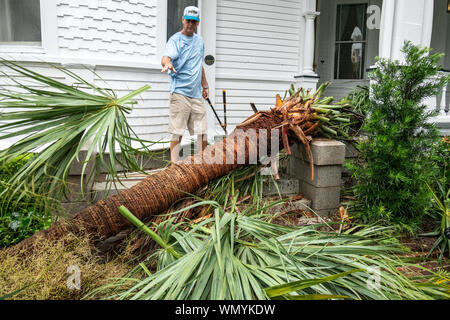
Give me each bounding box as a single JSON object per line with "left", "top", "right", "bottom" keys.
{"left": 0, "top": 62, "right": 363, "bottom": 253}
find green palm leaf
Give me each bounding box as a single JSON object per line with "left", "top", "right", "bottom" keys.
{"left": 87, "top": 201, "right": 449, "bottom": 300}
{"left": 0, "top": 59, "right": 158, "bottom": 207}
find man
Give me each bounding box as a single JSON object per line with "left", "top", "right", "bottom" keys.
{"left": 161, "top": 6, "right": 209, "bottom": 163}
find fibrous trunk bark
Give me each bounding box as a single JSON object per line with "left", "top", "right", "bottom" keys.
{"left": 10, "top": 112, "right": 287, "bottom": 252}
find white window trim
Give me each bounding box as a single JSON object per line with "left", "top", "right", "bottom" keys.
{"left": 156, "top": 0, "right": 168, "bottom": 62}
{"left": 0, "top": 0, "right": 58, "bottom": 55}
{"left": 40, "top": 0, "right": 58, "bottom": 55}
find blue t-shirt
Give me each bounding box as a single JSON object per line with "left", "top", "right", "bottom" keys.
{"left": 163, "top": 32, "right": 204, "bottom": 99}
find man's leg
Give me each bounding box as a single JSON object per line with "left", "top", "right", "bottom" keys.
{"left": 170, "top": 134, "right": 182, "bottom": 163}
{"left": 168, "top": 93, "right": 190, "bottom": 163}
{"left": 271, "top": 154, "right": 280, "bottom": 181}
{"left": 187, "top": 96, "right": 208, "bottom": 158}
{"left": 194, "top": 134, "right": 207, "bottom": 163}
{"left": 198, "top": 134, "right": 207, "bottom": 151}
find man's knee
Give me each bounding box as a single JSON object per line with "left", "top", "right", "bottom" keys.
{"left": 171, "top": 134, "right": 182, "bottom": 143}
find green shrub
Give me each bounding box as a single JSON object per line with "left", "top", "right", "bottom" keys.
{"left": 0, "top": 155, "right": 53, "bottom": 248}
{"left": 347, "top": 42, "right": 450, "bottom": 232}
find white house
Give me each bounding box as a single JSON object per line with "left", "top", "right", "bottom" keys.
{"left": 0, "top": 0, "right": 449, "bottom": 150}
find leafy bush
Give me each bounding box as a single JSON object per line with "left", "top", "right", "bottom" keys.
{"left": 421, "top": 138, "right": 450, "bottom": 259}
{"left": 0, "top": 155, "right": 53, "bottom": 248}
{"left": 347, "top": 42, "right": 450, "bottom": 232}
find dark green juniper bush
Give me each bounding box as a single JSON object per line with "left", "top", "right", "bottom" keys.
{"left": 346, "top": 42, "right": 450, "bottom": 232}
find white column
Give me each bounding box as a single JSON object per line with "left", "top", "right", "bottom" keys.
{"left": 302, "top": 11, "right": 320, "bottom": 75}
{"left": 438, "top": 76, "right": 448, "bottom": 116}
{"left": 379, "top": 0, "right": 434, "bottom": 62}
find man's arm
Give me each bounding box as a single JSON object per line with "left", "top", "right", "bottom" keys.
{"left": 161, "top": 56, "right": 176, "bottom": 73}
{"left": 201, "top": 66, "right": 209, "bottom": 99}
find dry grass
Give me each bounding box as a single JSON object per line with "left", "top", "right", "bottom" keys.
{"left": 0, "top": 232, "right": 132, "bottom": 300}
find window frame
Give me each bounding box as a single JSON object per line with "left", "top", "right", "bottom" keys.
{"left": 331, "top": 0, "right": 370, "bottom": 82}
{"left": 166, "top": 0, "right": 200, "bottom": 42}
{"left": 0, "top": 0, "right": 58, "bottom": 55}
{"left": 156, "top": 0, "right": 204, "bottom": 60}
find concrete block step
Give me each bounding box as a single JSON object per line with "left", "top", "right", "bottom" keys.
{"left": 92, "top": 168, "right": 165, "bottom": 201}
{"left": 262, "top": 173, "right": 300, "bottom": 196}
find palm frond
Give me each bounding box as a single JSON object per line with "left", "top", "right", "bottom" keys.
{"left": 0, "top": 60, "right": 159, "bottom": 205}
{"left": 87, "top": 201, "right": 449, "bottom": 300}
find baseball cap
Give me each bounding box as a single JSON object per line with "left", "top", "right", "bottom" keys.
{"left": 184, "top": 6, "right": 200, "bottom": 22}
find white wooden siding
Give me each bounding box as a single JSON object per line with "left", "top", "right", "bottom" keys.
{"left": 57, "top": 0, "right": 157, "bottom": 62}
{"left": 93, "top": 67, "right": 171, "bottom": 142}
{"left": 215, "top": 0, "right": 302, "bottom": 130}
{"left": 0, "top": 64, "right": 171, "bottom": 149}
{"left": 0, "top": 64, "right": 71, "bottom": 149}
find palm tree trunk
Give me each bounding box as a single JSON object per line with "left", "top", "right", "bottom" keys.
{"left": 9, "top": 112, "right": 287, "bottom": 253}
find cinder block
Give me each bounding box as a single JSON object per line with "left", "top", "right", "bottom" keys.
{"left": 291, "top": 139, "right": 346, "bottom": 166}
{"left": 299, "top": 180, "right": 340, "bottom": 214}
{"left": 343, "top": 141, "right": 359, "bottom": 158}
{"left": 262, "top": 177, "right": 300, "bottom": 196}
{"left": 289, "top": 160, "right": 342, "bottom": 188}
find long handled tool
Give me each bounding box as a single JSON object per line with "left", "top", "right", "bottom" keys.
{"left": 206, "top": 97, "right": 227, "bottom": 135}
{"left": 222, "top": 90, "right": 228, "bottom": 135}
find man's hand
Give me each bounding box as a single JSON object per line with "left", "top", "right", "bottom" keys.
{"left": 161, "top": 62, "right": 176, "bottom": 73}
{"left": 202, "top": 87, "right": 209, "bottom": 99}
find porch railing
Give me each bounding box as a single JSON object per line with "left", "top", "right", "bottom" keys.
{"left": 430, "top": 71, "right": 450, "bottom": 135}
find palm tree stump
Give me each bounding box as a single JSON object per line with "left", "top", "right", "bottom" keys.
{"left": 10, "top": 112, "right": 287, "bottom": 252}
{"left": 7, "top": 81, "right": 361, "bottom": 254}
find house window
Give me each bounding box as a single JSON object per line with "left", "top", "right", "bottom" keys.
{"left": 0, "top": 0, "right": 41, "bottom": 44}
{"left": 167, "top": 0, "right": 198, "bottom": 40}
{"left": 334, "top": 3, "right": 368, "bottom": 79}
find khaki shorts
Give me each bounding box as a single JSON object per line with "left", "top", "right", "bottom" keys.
{"left": 168, "top": 93, "right": 207, "bottom": 136}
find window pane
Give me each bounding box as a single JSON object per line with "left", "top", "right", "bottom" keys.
{"left": 167, "top": 0, "right": 198, "bottom": 40}
{"left": 335, "top": 42, "right": 366, "bottom": 79}
{"left": 0, "top": 0, "right": 41, "bottom": 42}
{"left": 336, "top": 4, "right": 367, "bottom": 41}
{"left": 334, "top": 3, "right": 367, "bottom": 79}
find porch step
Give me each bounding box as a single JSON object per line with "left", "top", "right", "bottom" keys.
{"left": 91, "top": 168, "right": 165, "bottom": 201}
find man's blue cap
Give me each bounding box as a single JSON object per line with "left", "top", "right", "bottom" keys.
{"left": 184, "top": 6, "right": 200, "bottom": 22}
